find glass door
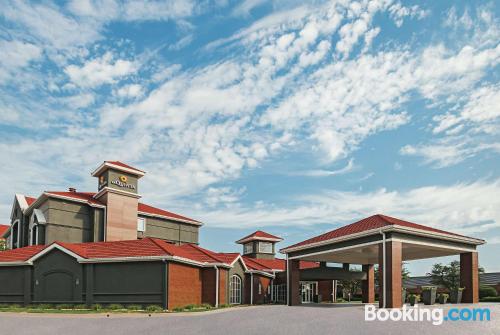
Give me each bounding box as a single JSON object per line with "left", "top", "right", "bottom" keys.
{"left": 300, "top": 281, "right": 317, "bottom": 303}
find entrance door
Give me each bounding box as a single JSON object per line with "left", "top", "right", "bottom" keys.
{"left": 300, "top": 281, "right": 317, "bottom": 303}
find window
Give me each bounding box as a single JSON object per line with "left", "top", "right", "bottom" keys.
{"left": 137, "top": 217, "right": 146, "bottom": 232}
{"left": 230, "top": 275, "right": 242, "bottom": 304}
{"left": 258, "top": 242, "right": 273, "bottom": 253}
{"left": 31, "top": 225, "right": 38, "bottom": 246}
{"left": 243, "top": 242, "right": 253, "bottom": 254}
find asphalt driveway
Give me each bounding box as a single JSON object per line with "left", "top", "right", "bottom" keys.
{"left": 0, "top": 303, "right": 498, "bottom": 335}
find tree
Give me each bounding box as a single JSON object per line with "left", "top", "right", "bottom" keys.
{"left": 374, "top": 262, "right": 410, "bottom": 287}
{"left": 0, "top": 239, "right": 5, "bottom": 251}
{"left": 427, "top": 260, "right": 485, "bottom": 290}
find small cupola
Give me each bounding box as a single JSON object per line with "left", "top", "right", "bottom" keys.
{"left": 235, "top": 230, "right": 283, "bottom": 260}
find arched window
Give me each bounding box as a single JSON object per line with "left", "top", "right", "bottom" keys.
{"left": 11, "top": 220, "right": 20, "bottom": 249}
{"left": 229, "top": 275, "right": 242, "bottom": 305}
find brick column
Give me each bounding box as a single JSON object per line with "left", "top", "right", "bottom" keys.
{"left": 460, "top": 252, "right": 479, "bottom": 303}
{"left": 378, "top": 241, "right": 403, "bottom": 308}
{"left": 362, "top": 264, "right": 375, "bottom": 303}
{"left": 288, "top": 259, "right": 301, "bottom": 306}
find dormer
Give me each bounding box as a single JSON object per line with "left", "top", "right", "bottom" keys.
{"left": 236, "top": 230, "right": 283, "bottom": 260}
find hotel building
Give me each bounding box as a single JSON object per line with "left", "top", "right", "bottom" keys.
{"left": 0, "top": 161, "right": 484, "bottom": 309}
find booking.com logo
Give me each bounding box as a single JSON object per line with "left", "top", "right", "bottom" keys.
{"left": 365, "top": 304, "right": 491, "bottom": 326}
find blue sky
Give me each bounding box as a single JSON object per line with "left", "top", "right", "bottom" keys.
{"left": 0, "top": 0, "right": 499, "bottom": 275}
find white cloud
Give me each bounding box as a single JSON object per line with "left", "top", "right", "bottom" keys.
{"left": 389, "top": 3, "right": 429, "bottom": 28}
{"left": 65, "top": 52, "right": 137, "bottom": 88}
{"left": 114, "top": 84, "right": 144, "bottom": 99}
{"left": 0, "top": 40, "right": 43, "bottom": 84}
{"left": 196, "top": 179, "right": 500, "bottom": 238}
{"left": 292, "top": 158, "right": 355, "bottom": 177}
{"left": 67, "top": 0, "right": 196, "bottom": 22}
{"left": 231, "top": 0, "right": 266, "bottom": 17}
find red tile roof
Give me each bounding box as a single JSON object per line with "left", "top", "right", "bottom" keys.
{"left": 41, "top": 191, "right": 199, "bottom": 224}
{"left": 242, "top": 256, "right": 318, "bottom": 272}
{"left": 236, "top": 230, "right": 283, "bottom": 244}
{"left": 0, "top": 245, "right": 47, "bottom": 262}
{"left": 105, "top": 161, "right": 145, "bottom": 174}
{"left": 138, "top": 203, "right": 200, "bottom": 224}
{"left": 25, "top": 196, "right": 36, "bottom": 206}
{"left": 0, "top": 225, "right": 9, "bottom": 238}
{"left": 283, "top": 214, "right": 471, "bottom": 251}
{"left": 0, "top": 238, "right": 224, "bottom": 265}
{"left": 216, "top": 253, "right": 240, "bottom": 264}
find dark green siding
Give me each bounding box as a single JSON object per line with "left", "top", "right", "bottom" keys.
{"left": 92, "top": 262, "right": 164, "bottom": 305}
{"left": 33, "top": 249, "right": 84, "bottom": 303}
{"left": 0, "top": 266, "right": 29, "bottom": 303}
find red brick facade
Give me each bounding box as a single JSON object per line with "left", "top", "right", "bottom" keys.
{"left": 378, "top": 241, "right": 403, "bottom": 308}
{"left": 201, "top": 267, "right": 228, "bottom": 306}
{"left": 318, "top": 280, "right": 333, "bottom": 302}
{"left": 460, "top": 252, "right": 479, "bottom": 303}
{"left": 168, "top": 262, "right": 202, "bottom": 309}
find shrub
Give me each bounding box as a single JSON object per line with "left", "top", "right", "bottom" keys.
{"left": 73, "top": 304, "right": 89, "bottom": 310}
{"left": 0, "top": 304, "right": 9, "bottom": 309}
{"left": 127, "top": 304, "right": 143, "bottom": 311}
{"left": 91, "top": 304, "right": 103, "bottom": 311}
{"left": 34, "top": 304, "right": 54, "bottom": 310}
{"left": 145, "top": 305, "right": 163, "bottom": 312}
{"left": 107, "top": 304, "right": 125, "bottom": 310}
{"left": 479, "top": 285, "right": 497, "bottom": 299}
{"left": 8, "top": 304, "right": 22, "bottom": 309}
{"left": 218, "top": 304, "right": 230, "bottom": 309}
{"left": 55, "top": 304, "right": 74, "bottom": 310}
{"left": 184, "top": 304, "right": 196, "bottom": 310}
{"left": 172, "top": 306, "right": 184, "bottom": 312}
{"left": 481, "top": 296, "right": 500, "bottom": 303}
{"left": 200, "top": 303, "right": 212, "bottom": 310}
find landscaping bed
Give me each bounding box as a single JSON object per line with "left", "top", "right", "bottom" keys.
{"left": 0, "top": 303, "right": 238, "bottom": 314}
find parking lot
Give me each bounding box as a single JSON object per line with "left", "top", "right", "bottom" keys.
{"left": 0, "top": 303, "right": 498, "bottom": 335}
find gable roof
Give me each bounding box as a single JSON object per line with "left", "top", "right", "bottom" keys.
{"left": 0, "top": 225, "right": 9, "bottom": 238}
{"left": 91, "top": 160, "right": 145, "bottom": 177}
{"left": 0, "top": 238, "right": 227, "bottom": 267}
{"left": 281, "top": 214, "right": 485, "bottom": 252}
{"left": 242, "top": 256, "right": 318, "bottom": 272}
{"left": 236, "top": 230, "right": 283, "bottom": 244}
{"left": 24, "top": 191, "right": 200, "bottom": 225}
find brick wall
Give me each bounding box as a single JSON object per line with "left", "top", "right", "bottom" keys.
{"left": 253, "top": 275, "right": 271, "bottom": 304}
{"left": 219, "top": 268, "right": 227, "bottom": 305}
{"left": 168, "top": 262, "right": 202, "bottom": 309}
{"left": 318, "top": 280, "right": 333, "bottom": 302}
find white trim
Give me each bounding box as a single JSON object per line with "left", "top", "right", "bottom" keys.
{"left": 391, "top": 237, "right": 476, "bottom": 253}
{"left": 236, "top": 236, "right": 282, "bottom": 244}
{"left": 215, "top": 265, "right": 219, "bottom": 308}
{"left": 258, "top": 241, "right": 274, "bottom": 254}
{"left": 287, "top": 237, "right": 476, "bottom": 261}
{"left": 286, "top": 254, "right": 289, "bottom": 306}
{"left": 281, "top": 225, "right": 484, "bottom": 253}
{"left": 247, "top": 270, "right": 275, "bottom": 278}
{"left": 250, "top": 272, "right": 254, "bottom": 305}
{"left": 0, "top": 262, "right": 29, "bottom": 267}
{"left": 91, "top": 162, "right": 145, "bottom": 178}
{"left": 138, "top": 211, "right": 202, "bottom": 226}
{"left": 137, "top": 217, "right": 146, "bottom": 233}
{"left": 27, "top": 244, "right": 85, "bottom": 263}
{"left": 93, "top": 187, "right": 141, "bottom": 200}
{"left": 0, "top": 250, "right": 232, "bottom": 269}
{"left": 10, "top": 219, "right": 20, "bottom": 249}
{"left": 230, "top": 255, "right": 250, "bottom": 272}
{"left": 16, "top": 194, "right": 29, "bottom": 211}
{"left": 381, "top": 230, "right": 386, "bottom": 309}
{"left": 288, "top": 240, "right": 382, "bottom": 260}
